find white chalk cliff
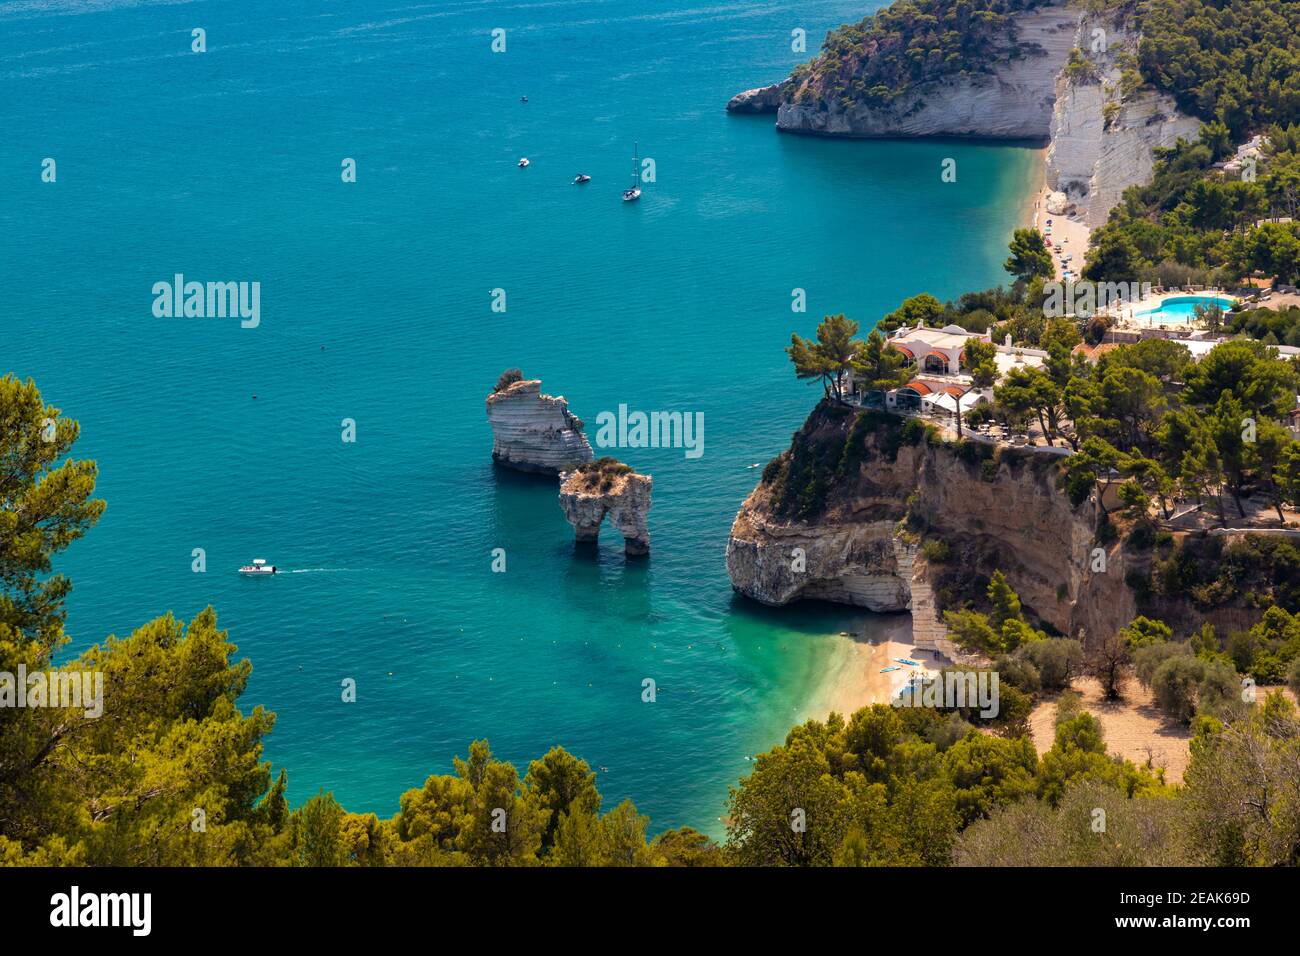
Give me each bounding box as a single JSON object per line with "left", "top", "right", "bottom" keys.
{"left": 729, "top": 2, "right": 1200, "bottom": 227}
{"left": 1045, "top": 18, "right": 1201, "bottom": 226}
{"left": 770, "top": 3, "right": 1081, "bottom": 139}
{"left": 486, "top": 378, "right": 594, "bottom": 475}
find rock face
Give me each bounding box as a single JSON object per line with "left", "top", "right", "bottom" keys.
{"left": 726, "top": 84, "right": 785, "bottom": 114}
{"left": 771, "top": 3, "right": 1081, "bottom": 139}
{"left": 726, "top": 406, "right": 1135, "bottom": 645}
{"left": 1045, "top": 17, "right": 1200, "bottom": 226}
{"left": 559, "top": 462, "right": 652, "bottom": 555}
{"left": 486, "top": 378, "right": 594, "bottom": 476}
{"left": 727, "top": 3, "right": 1200, "bottom": 226}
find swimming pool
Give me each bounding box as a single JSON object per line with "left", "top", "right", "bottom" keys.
{"left": 1135, "top": 295, "right": 1235, "bottom": 322}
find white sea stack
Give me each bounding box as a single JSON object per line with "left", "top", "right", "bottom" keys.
{"left": 487, "top": 377, "right": 594, "bottom": 476}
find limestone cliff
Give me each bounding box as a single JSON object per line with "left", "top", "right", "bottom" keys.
{"left": 726, "top": 404, "right": 1136, "bottom": 645}
{"left": 559, "top": 459, "right": 652, "bottom": 555}
{"left": 727, "top": 2, "right": 1199, "bottom": 224}
{"left": 754, "top": 3, "right": 1082, "bottom": 140}
{"left": 1044, "top": 16, "right": 1200, "bottom": 225}
{"left": 486, "top": 377, "right": 594, "bottom": 476}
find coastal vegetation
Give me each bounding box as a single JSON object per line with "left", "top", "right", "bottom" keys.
{"left": 5, "top": 374, "right": 1300, "bottom": 867}
{"left": 784, "top": 312, "right": 1300, "bottom": 532}
{"left": 785, "top": 0, "right": 1300, "bottom": 292}
{"left": 784, "top": 0, "right": 1054, "bottom": 110}
{"left": 492, "top": 367, "right": 523, "bottom": 393}
{"left": 1083, "top": 0, "right": 1300, "bottom": 286}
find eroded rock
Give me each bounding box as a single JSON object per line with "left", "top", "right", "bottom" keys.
{"left": 559, "top": 458, "right": 652, "bottom": 556}
{"left": 486, "top": 374, "right": 594, "bottom": 476}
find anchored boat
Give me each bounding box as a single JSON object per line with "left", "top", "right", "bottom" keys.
{"left": 622, "top": 143, "right": 641, "bottom": 202}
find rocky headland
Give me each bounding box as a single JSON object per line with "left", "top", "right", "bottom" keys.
{"left": 486, "top": 372, "right": 594, "bottom": 476}
{"left": 559, "top": 458, "right": 653, "bottom": 556}
{"left": 727, "top": 0, "right": 1201, "bottom": 227}
{"left": 726, "top": 404, "right": 1134, "bottom": 650}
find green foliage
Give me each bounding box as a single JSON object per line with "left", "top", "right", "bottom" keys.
{"left": 956, "top": 777, "right": 1188, "bottom": 865}
{"left": 1150, "top": 655, "right": 1240, "bottom": 724}
{"left": 493, "top": 368, "right": 523, "bottom": 393}
{"left": 1018, "top": 638, "right": 1084, "bottom": 690}
{"left": 944, "top": 570, "right": 1046, "bottom": 655}
{"left": 787, "top": 314, "right": 861, "bottom": 402}
{"left": 1121, "top": 615, "right": 1173, "bottom": 649}
{"left": 1180, "top": 693, "right": 1300, "bottom": 865}
{"left": 921, "top": 539, "right": 951, "bottom": 562}
{"left": 787, "top": 0, "right": 1056, "bottom": 112}
{"left": 1005, "top": 228, "right": 1054, "bottom": 283}
{"left": 1147, "top": 534, "right": 1300, "bottom": 613}
{"left": 1139, "top": 0, "right": 1300, "bottom": 139}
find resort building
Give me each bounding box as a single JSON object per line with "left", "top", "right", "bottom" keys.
{"left": 842, "top": 323, "right": 1045, "bottom": 426}
{"left": 886, "top": 324, "right": 991, "bottom": 376}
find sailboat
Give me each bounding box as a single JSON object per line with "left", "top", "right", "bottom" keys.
{"left": 621, "top": 142, "right": 641, "bottom": 202}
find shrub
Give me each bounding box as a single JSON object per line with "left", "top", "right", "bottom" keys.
{"left": 1150, "top": 656, "right": 1239, "bottom": 724}
{"left": 921, "top": 539, "right": 951, "bottom": 563}
{"left": 994, "top": 655, "right": 1041, "bottom": 695}
{"left": 493, "top": 368, "right": 523, "bottom": 393}
{"left": 760, "top": 456, "right": 785, "bottom": 485}
{"left": 1134, "top": 641, "right": 1190, "bottom": 687}
{"left": 1054, "top": 689, "right": 1083, "bottom": 727}
{"left": 1020, "top": 638, "right": 1084, "bottom": 691}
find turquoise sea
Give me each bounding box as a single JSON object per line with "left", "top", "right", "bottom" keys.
{"left": 1, "top": 0, "right": 1039, "bottom": 833}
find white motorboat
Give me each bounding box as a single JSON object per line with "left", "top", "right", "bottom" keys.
{"left": 239, "top": 558, "right": 277, "bottom": 575}
{"left": 573, "top": 173, "right": 591, "bottom": 184}
{"left": 518, "top": 157, "right": 530, "bottom": 168}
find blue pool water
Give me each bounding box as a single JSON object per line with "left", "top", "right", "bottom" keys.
{"left": 1136, "top": 295, "right": 1235, "bottom": 322}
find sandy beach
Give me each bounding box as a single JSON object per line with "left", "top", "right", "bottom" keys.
{"left": 1019, "top": 148, "right": 1048, "bottom": 229}
{"left": 1031, "top": 184, "right": 1092, "bottom": 279}
{"left": 807, "top": 614, "right": 948, "bottom": 721}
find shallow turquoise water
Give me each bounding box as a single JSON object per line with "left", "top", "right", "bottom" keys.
{"left": 1, "top": 0, "right": 1039, "bottom": 833}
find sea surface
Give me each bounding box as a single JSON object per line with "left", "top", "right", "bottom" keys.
{"left": 1, "top": 0, "right": 1040, "bottom": 834}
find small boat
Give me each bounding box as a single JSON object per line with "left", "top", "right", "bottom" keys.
{"left": 520, "top": 95, "right": 528, "bottom": 103}
{"left": 622, "top": 142, "right": 641, "bottom": 202}
{"left": 239, "top": 558, "right": 277, "bottom": 575}
{"left": 518, "top": 157, "right": 530, "bottom": 168}
{"left": 573, "top": 173, "right": 591, "bottom": 184}
{"left": 894, "top": 657, "right": 920, "bottom": 667}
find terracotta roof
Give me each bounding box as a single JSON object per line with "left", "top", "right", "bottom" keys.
{"left": 1073, "top": 341, "right": 1122, "bottom": 362}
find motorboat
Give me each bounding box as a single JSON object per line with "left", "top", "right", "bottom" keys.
{"left": 239, "top": 559, "right": 277, "bottom": 575}
{"left": 573, "top": 173, "right": 591, "bottom": 184}
{"left": 518, "top": 157, "right": 530, "bottom": 168}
